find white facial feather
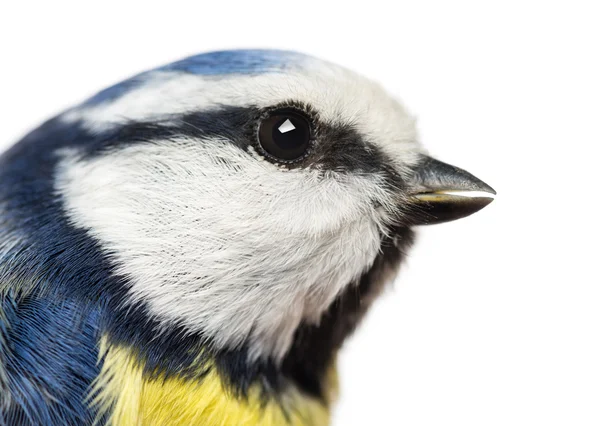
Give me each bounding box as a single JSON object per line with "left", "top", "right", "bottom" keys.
{"left": 56, "top": 56, "right": 423, "bottom": 360}
{"left": 58, "top": 141, "right": 390, "bottom": 360}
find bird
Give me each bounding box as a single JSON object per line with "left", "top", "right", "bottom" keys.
{"left": 0, "top": 49, "right": 495, "bottom": 426}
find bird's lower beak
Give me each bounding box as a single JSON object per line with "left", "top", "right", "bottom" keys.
{"left": 407, "top": 156, "right": 496, "bottom": 225}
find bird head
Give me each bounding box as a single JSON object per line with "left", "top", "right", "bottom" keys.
{"left": 1, "top": 50, "right": 494, "bottom": 366}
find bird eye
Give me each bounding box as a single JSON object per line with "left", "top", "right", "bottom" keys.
{"left": 258, "top": 109, "right": 311, "bottom": 161}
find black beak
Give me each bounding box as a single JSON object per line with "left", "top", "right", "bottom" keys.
{"left": 407, "top": 156, "right": 496, "bottom": 225}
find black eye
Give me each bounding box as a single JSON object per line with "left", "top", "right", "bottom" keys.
{"left": 258, "top": 109, "right": 312, "bottom": 161}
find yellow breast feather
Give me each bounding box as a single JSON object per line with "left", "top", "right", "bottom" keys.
{"left": 89, "top": 337, "right": 336, "bottom": 426}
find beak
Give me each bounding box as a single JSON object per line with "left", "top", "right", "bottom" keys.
{"left": 407, "top": 156, "right": 496, "bottom": 225}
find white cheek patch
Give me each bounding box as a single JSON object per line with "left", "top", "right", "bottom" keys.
{"left": 56, "top": 140, "right": 391, "bottom": 361}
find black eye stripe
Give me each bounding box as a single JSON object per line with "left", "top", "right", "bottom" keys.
{"left": 257, "top": 109, "right": 312, "bottom": 162}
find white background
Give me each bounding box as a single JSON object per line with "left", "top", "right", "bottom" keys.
{"left": 1, "top": 1, "right": 598, "bottom": 425}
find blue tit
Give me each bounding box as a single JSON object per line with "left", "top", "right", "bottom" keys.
{"left": 0, "top": 50, "right": 495, "bottom": 426}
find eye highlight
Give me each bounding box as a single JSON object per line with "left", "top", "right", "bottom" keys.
{"left": 257, "top": 109, "right": 312, "bottom": 162}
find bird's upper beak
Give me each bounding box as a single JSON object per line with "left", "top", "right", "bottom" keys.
{"left": 406, "top": 156, "right": 496, "bottom": 225}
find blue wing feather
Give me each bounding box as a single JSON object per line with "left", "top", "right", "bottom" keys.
{"left": 0, "top": 291, "right": 103, "bottom": 425}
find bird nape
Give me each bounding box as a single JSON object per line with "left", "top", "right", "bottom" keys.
{"left": 0, "top": 49, "right": 495, "bottom": 426}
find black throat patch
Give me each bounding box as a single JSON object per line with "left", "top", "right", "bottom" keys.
{"left": 211, "top": 226, "right": 414, "bottom": 402}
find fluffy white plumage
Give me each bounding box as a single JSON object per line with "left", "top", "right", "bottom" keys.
{"left": 56, "top": 55, "right": 423, "bottom": 360}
